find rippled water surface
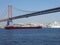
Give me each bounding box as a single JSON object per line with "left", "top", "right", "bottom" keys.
{"left": 0, "top": 28, "right": 60, "bottom": 45}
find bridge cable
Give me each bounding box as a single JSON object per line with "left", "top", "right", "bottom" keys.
{"left": 13, "top": 7, "right": 37, "bottom": 13}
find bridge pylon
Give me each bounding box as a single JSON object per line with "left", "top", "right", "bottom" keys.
{"left": 7, "top": 5, "right": 12, "bottom": 26}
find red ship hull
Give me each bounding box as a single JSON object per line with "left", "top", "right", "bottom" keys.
{"left": 5, "top": 26, "right": 42, "bottom": 30}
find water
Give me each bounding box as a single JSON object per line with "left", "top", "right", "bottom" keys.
{"left": 0, "top": 28, "right": 60, "bottom": 45}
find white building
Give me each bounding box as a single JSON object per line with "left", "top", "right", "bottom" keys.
{"left": 48, "top": 21, "right": 60, "bottom": 28}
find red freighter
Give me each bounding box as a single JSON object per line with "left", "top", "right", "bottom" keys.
{"left": 5, "top": 26, "right": 42, "bottom": 29}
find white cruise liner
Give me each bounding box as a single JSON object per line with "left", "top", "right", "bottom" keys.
{"left": 48, "top": 21, "right": 60, "bottom": 28}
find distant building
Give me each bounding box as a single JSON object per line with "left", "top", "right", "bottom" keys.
{"left": 48, "top": 21, "right": 60, "bottom": 28}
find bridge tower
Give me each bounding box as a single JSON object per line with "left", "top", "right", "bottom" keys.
{"left": 7, "top": 5, "right": 12, "bottom": 26}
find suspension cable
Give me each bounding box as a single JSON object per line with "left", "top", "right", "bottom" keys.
{"left": 13, "top": 7, "right": 37, "bottom": 13}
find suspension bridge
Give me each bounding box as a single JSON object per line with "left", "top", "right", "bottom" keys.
{"left": 0, "top": 5, "right": 60, "bottom": 25}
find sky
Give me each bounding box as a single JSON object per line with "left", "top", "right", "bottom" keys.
{"left": 0, "top": 0, "right": 60, "bottom": 25}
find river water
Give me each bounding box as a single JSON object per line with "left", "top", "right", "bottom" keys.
{"left": 0, "top": 28, "right": 60, "bottom": 45}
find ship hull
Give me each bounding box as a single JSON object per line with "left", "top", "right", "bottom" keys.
{"left": 5, "top": 26, "right": 42, "bottom": 30}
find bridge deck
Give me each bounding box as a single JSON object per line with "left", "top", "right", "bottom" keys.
{"left": 0, "top": 7, "right": 60, "bottom": 22}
